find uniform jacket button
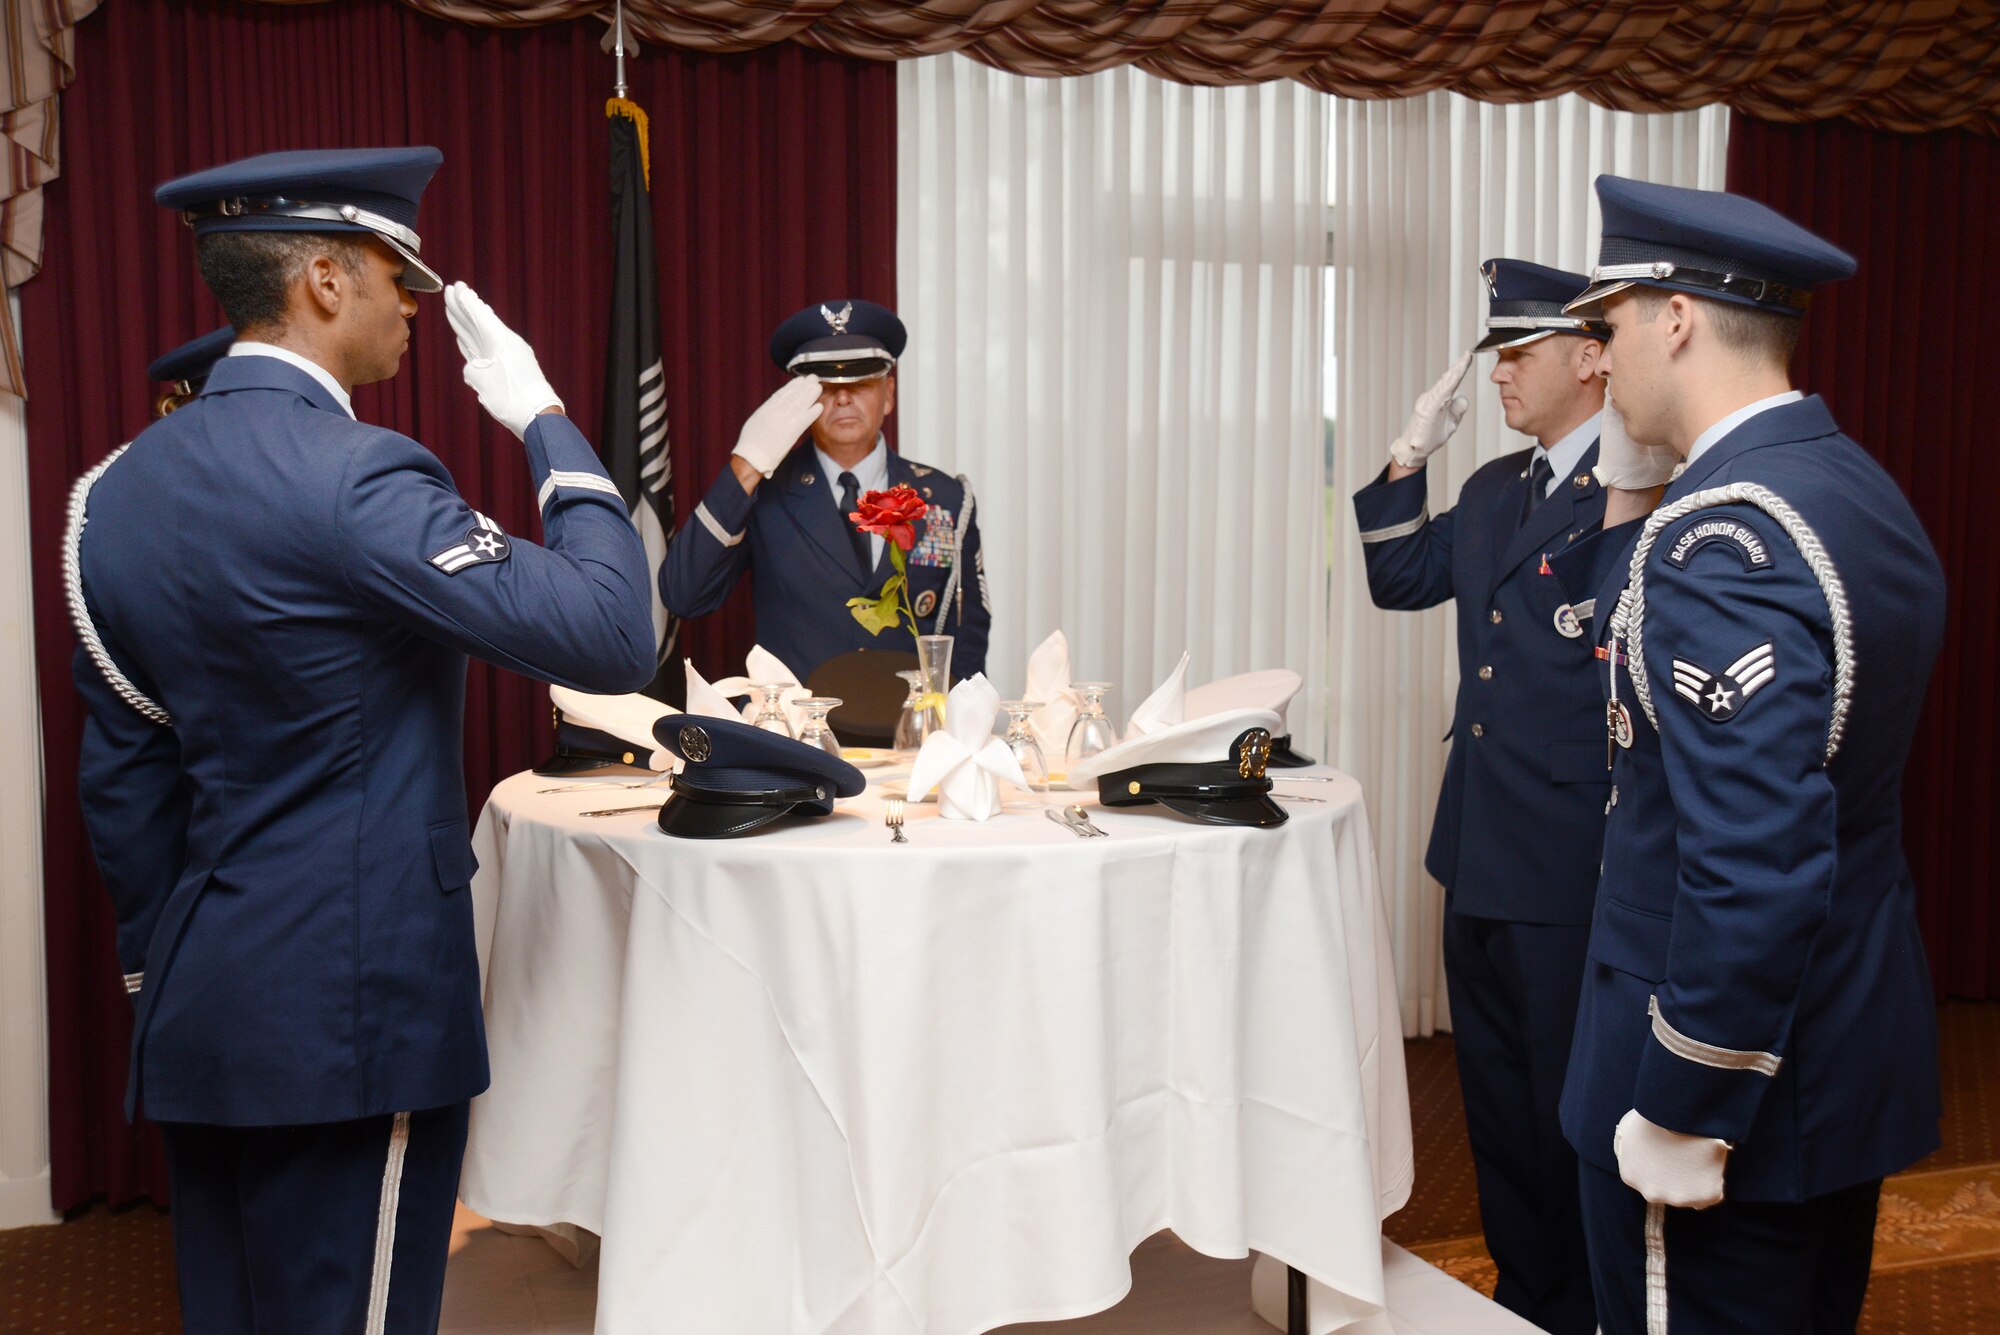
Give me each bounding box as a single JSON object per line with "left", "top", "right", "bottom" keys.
{"left": 1489, "top": 609, "right": 1504, "bottom": 624}
{"left": 1471, "top": 723, "right": 1485, "bottom": 738}
{"left": 1478, "top": 666, "right": 1493, "bottom": 681}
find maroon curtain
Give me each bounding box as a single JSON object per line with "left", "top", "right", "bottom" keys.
{"left": 26, "top": 0, "right": 894, "bottom": 1210}
{"left": 1727, "top": 115, "right": 2000, "bottom": 1000}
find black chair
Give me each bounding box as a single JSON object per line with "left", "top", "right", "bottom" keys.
{"left": 806, "top": 648, "right": 919, "bottom": 748}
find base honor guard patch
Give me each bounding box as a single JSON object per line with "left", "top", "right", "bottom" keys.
{"left": 1666, "top": 517, "right": 1772, "bottom": 570}
{"left": 913, "top": 589, "right": 938, "bottom": 618}
{"left": 429, "top": 512, "right": 510, "bottom": 575}
{"left": 1671, "top": 641, "right": 1775, "bottom": 721}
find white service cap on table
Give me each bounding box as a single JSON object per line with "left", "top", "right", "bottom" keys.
{"left": 1184, "top": 669, "right": 1303, "bottom": 726}
{"left": 1067, "top": 706, "right": 1283, "bottom": 786}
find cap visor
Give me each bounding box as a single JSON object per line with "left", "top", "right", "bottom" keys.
{"left": 1562, "top": 279, "right": 1633, "bottom": 320}
{"left": 1474, "top": 328, "right": 1556, "bottom": 353}
{"left": 789, "top": 357, "right": 893, "bottom": 384}
{"left": 656, "top": 793, "right": 803, "bottom": 839}
{"left": 1154, "top": 793, "right": 1289, "bottom": 828}
{"left": 382, "top": 236, "right": 442, "bottom": 292}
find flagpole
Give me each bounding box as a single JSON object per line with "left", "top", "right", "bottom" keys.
{"left": 613, "top": 0, "right": 627, "bottom": 99}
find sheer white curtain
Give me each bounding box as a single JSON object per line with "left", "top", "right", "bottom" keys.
{"left": 1327, "top": 93, "right": 1728, "bottom": 1037}
{"left": 897, "top": 57, "right": 1328, "bottom": 737}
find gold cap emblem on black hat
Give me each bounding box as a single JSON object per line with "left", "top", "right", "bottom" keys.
{"left": 1237, "top": 728, "right": 1273, "bottom": 780}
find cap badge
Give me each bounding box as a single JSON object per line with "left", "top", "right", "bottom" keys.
{"left": 820, "top": 301, "right": 853, "bottom": 335}
{"left": 1237, "top": 728, "right": 1273, "bottom": 780}
{"left": 1481, "top": 261, "right": 1498, "bottom": 297}
{"left": 678, "top": 724, "right": 712, "bottom": 763}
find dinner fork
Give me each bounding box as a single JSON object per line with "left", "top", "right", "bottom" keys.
{"left": 885, "top": 797, "right": 909, "bottom": 844}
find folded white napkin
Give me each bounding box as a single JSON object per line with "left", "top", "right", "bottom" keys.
{"left": 550, "top": 685, "right": 681, "bottom": 771}
{"left": 907, "top": 674, "right": 1028, "bottom": 821}
{"left": 1125, "top": 649, "right": 1190, "bottom": 738}
{"left": 1024, "top": 629, "right": 1079, "bottom": 759}
{"left": 683, "top": 661, "right": 747, "bottom": 722}
{"left": 711, "top": 644, "right": 811, "bottom": 733}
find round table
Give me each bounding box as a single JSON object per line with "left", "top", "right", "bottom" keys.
{"left": 460, "top": 765, "right": 1412, "bottom": 1335}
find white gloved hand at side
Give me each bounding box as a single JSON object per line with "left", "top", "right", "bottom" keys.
{"left": 1614, "top": 1108, "right": 1728, "bottom": 1209}
{"left": 733, "top": 376, "right": 824, "bottom": 478}
{"left": 444, "top": 282, "right": 562, "bottom": 440}
{"left": 1591, "top": 393, "right": 1681, "bottom": 491}
{"left": 1389, "top": 349, "right": 1475, "bottom": 469}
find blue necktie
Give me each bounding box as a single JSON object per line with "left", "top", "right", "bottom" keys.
{"left": 838, "top": 472, "right": 873, "bottom": 577}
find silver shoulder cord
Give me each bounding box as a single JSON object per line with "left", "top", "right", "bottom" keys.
{"left": 64, "top": 445, "right": 172, "bottom": 726}
{"left": 932, "top": 474, "right": 978, "bottom": 634}
{"left": 1606, "top": 481, "right": 1852, "bottom": 763}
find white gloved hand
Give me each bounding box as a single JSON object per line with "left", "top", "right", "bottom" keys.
{"left": 1614, "top": 1108, "right": 1728, "bottom": 1209}
{"left": 1389, "top": 350, "right": 1475, "bottom": 469}
{"left": 444, "top": 282, "right": 562, "bottom": 439}
{"left": 733, "top": 376, "right": 824, "bottom": 478}
{"left": 1592, "top": 393, "right": 1681, "bottom": 490}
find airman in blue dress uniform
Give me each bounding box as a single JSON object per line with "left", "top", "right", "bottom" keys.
{"left": 69, "top": 147, "right": 654, "bottom": 1334}
{"left": 1351, "top": 258, "right": 1613, "bottom": 1333}
{"left": 660, "top": 299, "right": 991, "bottom": 680}
{"left": 1551, "top": 175, "right": 1944, "bottom": 1333}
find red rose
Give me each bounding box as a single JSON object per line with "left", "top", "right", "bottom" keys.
{"left": 849, "top": 483, "right": 928, "bottom": 552}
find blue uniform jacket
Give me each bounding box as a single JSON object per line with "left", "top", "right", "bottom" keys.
{"left": 1353, "top": 443, "right": 1610, "bottom": 924}
{"left": 1553, "top": 395, "right": 1943, "bottom": 1201}
{"left": 74, "top": 355, "right": 654, "bottom": 1126}
{"left": 661, "top": 445, "right": 990, "bottom": 680}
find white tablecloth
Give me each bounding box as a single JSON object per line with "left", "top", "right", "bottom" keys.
{"left": 460, "top": 767, "right": 1413, "bottom": 1335}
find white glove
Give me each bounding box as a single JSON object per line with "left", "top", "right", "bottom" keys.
{"left": 1592, "top": 393, "right": 1681, "bottom": 490}
{"left": 1389, "top": 350, "right": 1474, "bottom": 468}
{"left": 1614, "top": 1108, "right": 1727, "bottom": 1209}
{"left": 733, "top": 376, "right": 824, "bottom": 478}
{"left": 444, "top": 282, "right": 562, "bottom": 439}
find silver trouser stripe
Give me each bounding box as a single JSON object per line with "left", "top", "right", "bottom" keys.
{"left": 1645, "top": 1201, "right": 1668, "bottom": 1335}
{"left": 1649, "top": 995, "right": 1782, "bottom": 1076}
{"left": 1357, "top": 509, "right": 1428, "bottom": 545}
{"left": 364, "top": 1112, "right": 412, "bottom": 1335}
{"left": 1573, "top": 598, "right": 1597, "bottom": 622}
{"left": 123, "top": 972, "right": 143, "bottom": 995}
{"left": 694, "top": 501, "right": 744, "bottom": 548}
{"left": 538, "top": 470, "right": 623, "bottom": 509}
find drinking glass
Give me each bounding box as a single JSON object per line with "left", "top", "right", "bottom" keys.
{"left": 750, "top": 682, "right": 795, "bottom": 738}
{"left": 1064, "top": 682, "right": 1118, "bottom": 769}
{"left": 892, "top": 670, "right": 925, "bottom": 752}
{"left": 997, "top": 700, "right": 1050, "bottom": 796}
{"left": 796, "top": 697, "right": 844, "bottom": 758}
{"left": 914, "top": 635, "right": 954, "bottom": 740}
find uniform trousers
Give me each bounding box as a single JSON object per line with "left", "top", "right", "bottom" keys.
{"left": 1442, "top": 910, "right": 1595, "bottom": 1335}
{"left": 1578, "top": 1159, "right": 1879, "bottom": 1334}
{"left": 161, "top": 1101, "right": 470, "bottom": 1335}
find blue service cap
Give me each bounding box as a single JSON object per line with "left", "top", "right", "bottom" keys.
{"left": 651, "top": 713, "right": 866, "bottom": 838}
{"left": 769, "top": 299, "right": 906, "bottom": 383}
{"left": 1567, "top": 175, "right": 1856, "bottom": 319}
{"left": 533, "top": 719, "right": 658, "bottom": 777}
{"left": 1474, "top": 259, "right": 1606, "bottom": 352}
{"left": 156, "top": 147, "right": 445, "bottom": 293}
{"left": 148, "top": 326, "right": 235, "bottom": 387}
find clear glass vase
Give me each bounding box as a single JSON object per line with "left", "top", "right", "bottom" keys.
{"left": 914, "top": 634, "right": 953, "bottom": 741}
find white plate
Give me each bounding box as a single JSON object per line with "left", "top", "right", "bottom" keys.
{"left": 840, "top": 748, "right": 899, "bottom": 770}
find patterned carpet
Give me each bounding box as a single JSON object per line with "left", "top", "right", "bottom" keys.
{"left": 3, "top": 1002, "right": 1996, "bottom": 1332}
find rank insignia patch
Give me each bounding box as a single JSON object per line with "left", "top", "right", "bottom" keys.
{"left": 1671, "top": 641, "right": 1775, "bottom": 721}
{"left": 430, "top": 512, "right": 510, "bottom": 575}
{"left": 1666, "top": 517, "right": 1772, "bottom": 571}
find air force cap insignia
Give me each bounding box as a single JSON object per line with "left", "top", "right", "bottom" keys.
{"left": 1671, "top": 641, "right": 1775, "bottom": 721}
{"left": 429, "top": 512, "right": 511, "bottom": 575}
